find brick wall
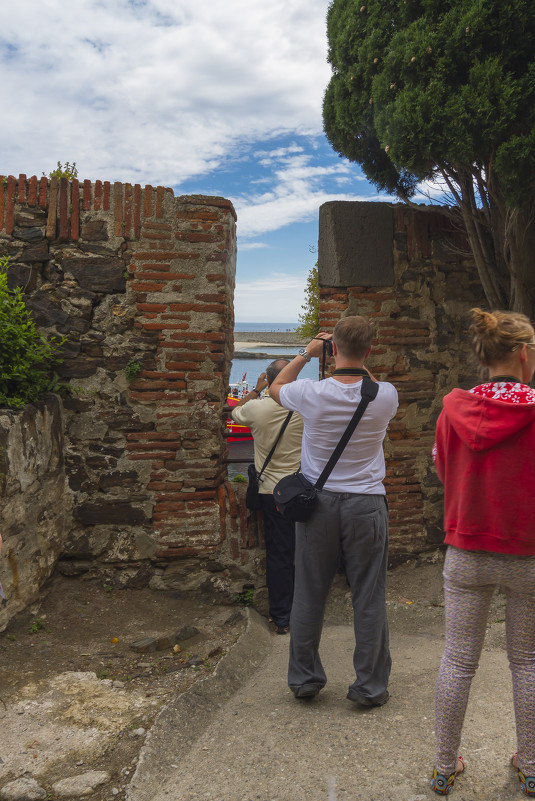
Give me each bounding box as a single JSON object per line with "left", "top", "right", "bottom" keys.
{"left": 0, "top": 174, "right": 239, "bottom": 592}
{"left": 319, "top": 201, "right": 486, "bottom": 562}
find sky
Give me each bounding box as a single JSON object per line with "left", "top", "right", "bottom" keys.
{"left": 0, "top": 0, "right": 387, "bottom": 323}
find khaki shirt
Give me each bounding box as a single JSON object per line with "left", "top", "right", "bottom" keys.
{"left": 231, "top": 397, "right": 303, "bottom": 494}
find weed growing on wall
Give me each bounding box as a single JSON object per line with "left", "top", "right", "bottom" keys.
{"left": 0, "top": 256, "right": 64, "bottom": 409}
{"left": 125, "top": 360, "right": 143, "bottom": 381}
{"left": 47, "top": 161, "right": 78, "bottom": 180}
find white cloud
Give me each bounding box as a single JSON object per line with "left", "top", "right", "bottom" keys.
{"left": 1, "top": 0, "right": 333, "bottom": 186}
{"left": 233, "top": 150, "right": 381, "bottom": 238}
{"left": 239, "top": 242, "right": 269, "bottom": 251}
{"left": 234, "top": 271, "right": 308, "bottom": 321}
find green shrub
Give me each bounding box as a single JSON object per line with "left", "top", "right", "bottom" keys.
{"left": 0, "top": 256, "right": 64, "bottom": 408}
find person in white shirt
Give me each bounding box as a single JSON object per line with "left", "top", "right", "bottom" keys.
{"left": 270, "top": 316, "right": 398, "bottom": 703}
{"left": 231, "top": 360, "right": 304, "bottom": 633}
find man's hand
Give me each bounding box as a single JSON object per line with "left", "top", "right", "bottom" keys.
{"left": 254, "top": 372, "right": 268, "bottom": 394}
{"left": 232, "top": 372, "right": 268, "bottom": 408}
{"left": 307, "top": 333, "right": 333, "bottom": 359}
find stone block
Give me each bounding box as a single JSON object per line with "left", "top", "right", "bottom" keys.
{"left": 62, "top": 256, "right": 126, "bottom": 293}
{"left": 73, "top": 501, "right": 148, "bottom": 525}
{"left": 319, "top": 201, "right": 394, "bottom": 287}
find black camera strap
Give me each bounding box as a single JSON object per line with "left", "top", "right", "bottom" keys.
{"left": 314, "top": 375, "right": 379, "bottom": 490}
{"left": 257, "top": 410, "right": 294, "bottom": 483}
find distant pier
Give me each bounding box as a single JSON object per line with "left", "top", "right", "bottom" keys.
{"left": 233, "top": 330, "right": 306, "bottom": 359}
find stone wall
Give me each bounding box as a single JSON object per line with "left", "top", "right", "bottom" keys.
{"left": 0, "top": 174, "right": 241, "bottom": 602}
{"left": 0, "top": 395, "right": 68, "bottom": 631}
{"left": 319, "top": 201, "right": 486, "bottom": 560}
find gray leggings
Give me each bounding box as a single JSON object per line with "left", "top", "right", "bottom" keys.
{"left": 435, "top": 546, "right": 535, "bottom": 775}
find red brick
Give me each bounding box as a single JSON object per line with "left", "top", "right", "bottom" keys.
{"left": 17, "top": 174, "right": 27, "bottom": 204}
{"left": 46, "top": 177, "right": 58, "bottom": 239}
{"left": 153, "top": 502, "right": 187, "bottom": 512}
{"left": 136, "top": 272, "right": 175, "bottom": 282}
{"left": 58, "top": 177, "right": 69, "bottom": 242}
{"left": 175, "top": 231, "right": 221, "bottom": 243}
{"left": 144, "top": 185, "right": 153, "bottom": 218}
{"left": 156, "top": 185, "right": 165, "bottom": 218}
{"left": 143, "top": 222, "right": 172, "bottom": 231}
{"left": 83, "top": 179, "right": 91, "bottom": 211}
{"left": 4, "top": 177, "right": 14, "bottom": 234}
{"left": 27, "top": 175, "right": 38, "bottom": 207}
{"left": 114, "top": 182, "right": 123, "bottom": 236}
{"left": 136, "top": 303, "right": 168, "bottom": 313}
{"left": 103, "top": 181, "right": 111, "bottom": 211}
{"left": 39, "top": 176, "right": 48, "bottom": 209}
{"left": 94, "top": 180, "right": 103, "bottom": 211}
{"left": 71, "top": 178, "right": 80, "bottom": 241}
{"left": 124, "top": 183, "right": 132, "bottom": 238}
{"left": 134, "top": 184, "right": 142, "bottom": 238}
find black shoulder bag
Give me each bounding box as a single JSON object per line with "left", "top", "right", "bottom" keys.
{"left": 273, "top": 375, "right": 379, "bottom": 522}
{"left": 245, "top": 410, "right": 294, "bottom": 511}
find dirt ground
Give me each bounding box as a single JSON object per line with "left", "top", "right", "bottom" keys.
{"left": 0, "top": 549, "right": 508, "bottom": 800}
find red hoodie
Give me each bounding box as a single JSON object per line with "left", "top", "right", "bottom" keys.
{"left": 434, "top": 387, "right": 535, "bottom": 554}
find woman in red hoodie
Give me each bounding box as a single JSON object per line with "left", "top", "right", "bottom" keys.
{"left": 431, "top": 308, "right": 535, "bottom": 796}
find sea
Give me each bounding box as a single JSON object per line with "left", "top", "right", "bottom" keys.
{"left": 227, "top": 322, "right": 318, "bottom": 477}
{"left": 234, "top": 322, "right": 298, "bottom": 332}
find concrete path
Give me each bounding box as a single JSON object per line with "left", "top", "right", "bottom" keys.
{"left": 128, "top": 589, "right": 521, "bottom": 801}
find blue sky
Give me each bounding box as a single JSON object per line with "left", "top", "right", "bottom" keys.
{"left": 0, "top": 0, "right": 385, "bottom": 322}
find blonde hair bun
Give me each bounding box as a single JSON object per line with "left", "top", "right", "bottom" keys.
{"left": 469, "top": 308, "right": 534, "bottom": 367}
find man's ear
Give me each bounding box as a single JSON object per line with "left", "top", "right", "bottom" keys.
{"left": 364, "top": 345, "right": 372, "bottom": 359}
{"left": 331, "top": 340, "right": 338, "bottom": 357}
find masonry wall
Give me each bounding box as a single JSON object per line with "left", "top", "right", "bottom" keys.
{"left": 0, "top": 395, "right": 68, "bottom": 631}
{"left": 0, "top": 174, "right": 246, "bottom": 601}
{"left": 319, "top": 201, "right": 486, "bottom": 561}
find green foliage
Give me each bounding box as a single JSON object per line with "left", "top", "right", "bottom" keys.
{"left": 236, "top": 588, "right": 254, "bottom": 606}
{"left": 0, "top": 256, "right": 64, "bottom": 409}
{"left": 29, "top": 617, "right": 46, "bottom": 634}
{"left": 324, "top": 0, "right": 535, "bottom": 205}
{"left": 323, "top": 0, "right": 535, "bottom": 313}
{"left": 294, "top": 264, "right": 319, "bottom": 340}
{"left": 125, "top": 360, "right": 143, "bottom": 381}
{"left": 48, "top": 161, "right": 78, "bottom": 180}
{"left": 232, "top": 473, "right": 247, "bottom": 483}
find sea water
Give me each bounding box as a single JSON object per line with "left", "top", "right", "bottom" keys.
{"left": 227, "top": 323, "right": 320, "bottom": 477}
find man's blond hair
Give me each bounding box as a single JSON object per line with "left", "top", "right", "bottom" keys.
{"left": 332, "top": 315, "right": 374, "bottom": 360}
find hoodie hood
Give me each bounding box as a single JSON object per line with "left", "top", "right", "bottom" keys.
{"left": 443, "top": 388, "right": 535, "bottom": 452}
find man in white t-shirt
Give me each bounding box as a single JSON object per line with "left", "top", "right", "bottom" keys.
{"left": 270, "top": 316, "right": 398, "bottom": 704}
{"left": 232, "top": 360, "right": 304, "bottom": 634}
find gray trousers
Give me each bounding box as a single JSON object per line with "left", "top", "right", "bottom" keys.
{"left": 288, "top": 490, "right": 391, "bottom": 701}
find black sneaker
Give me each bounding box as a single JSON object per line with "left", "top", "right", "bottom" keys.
{"left": 291, "top": 683, "right": 322, "bottom": 699}
{"left": 347, "top": 689, "right": 389, "bottom": 707}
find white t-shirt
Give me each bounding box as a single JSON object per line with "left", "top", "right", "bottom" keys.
{"left": 279, "top": 377, "right": 398, "bottom": 494}
{"left": 231, "top": 397, "right": 304, "bottom": 494}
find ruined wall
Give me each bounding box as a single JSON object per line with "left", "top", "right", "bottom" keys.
{"left": 0, "top": 174, "right": 240, "bottom": 600}
{"left": 319, "top": 201, "right": 486, "bottom": 561}
{"left": 0, "top": 395, "right": 67, "bottom": 630}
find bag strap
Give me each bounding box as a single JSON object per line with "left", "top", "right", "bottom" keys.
{"left": 314, "top": 375, "right": 379, "bottom": 490}
{"left": 257, "top": 410, "right": 294, "bottom": 480}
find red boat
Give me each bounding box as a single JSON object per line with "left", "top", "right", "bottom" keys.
{"left": 226, "top": 380, "right": 254, "bottom": 442}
